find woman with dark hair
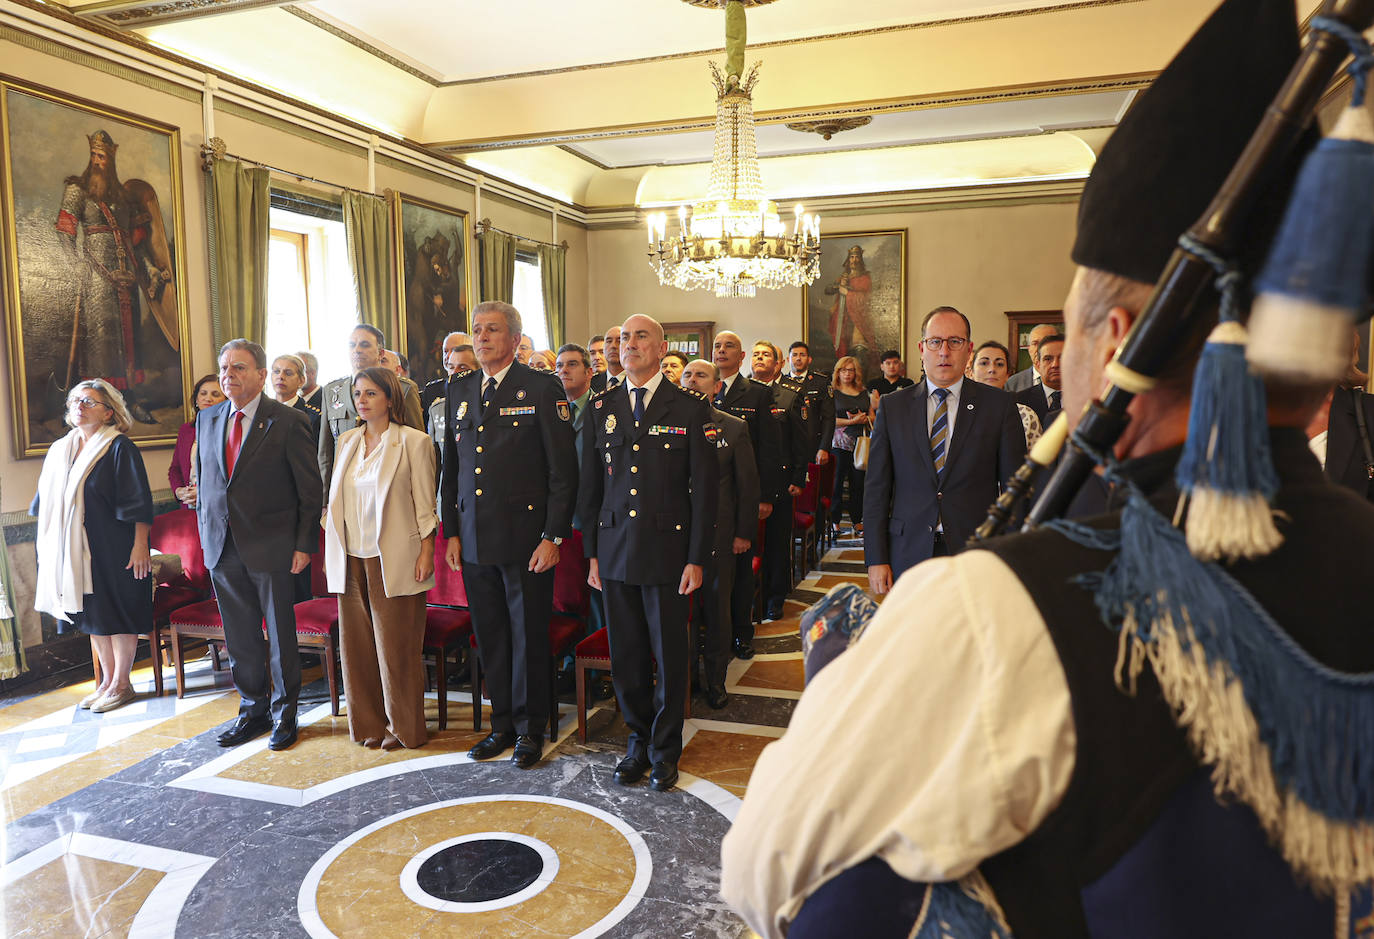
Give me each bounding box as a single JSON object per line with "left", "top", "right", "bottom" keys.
{"left": 971, "top": 340, "right": 1042, "bottom": 447}
{"left": 171, "top": 374, "right": 224, "bottom": 508}
{"left": 31, "top": 380, "right": 153, "bottom": 713}
{"left": 830, "top": 356, "right": 872, "bottom": 536}
{"left": 323, "top": 366, "right": 436, "bottom": 750}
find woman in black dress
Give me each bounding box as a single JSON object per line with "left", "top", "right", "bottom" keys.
{"left": 32, "top": 379, "right": 153, "bottom": 713}
{"left": 830, "top": 356, "right": 873, "bottom": 536}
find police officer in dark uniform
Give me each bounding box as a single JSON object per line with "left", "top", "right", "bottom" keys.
{"left": 682, "top": 359, "right": 759, "bottom": 710}
{"left": 318, "top": 324, "right": 424, "bottom": 502}
{"left": 787, "top": 340, "right": 837, "bottom": 463}
{"left": 420, "top": 330, "right": 471, "bottom": 423}
{"left": 581, "top": 314, "right": 717, "bottom": 792}
{"left": 442, "top": 301, "right": 577, "bottom": 769}
{"left": 713, "top": 330, "right": 781, "bottom": 659}
{"left": 752, "top": 342, "right": 811, "bottom": 620}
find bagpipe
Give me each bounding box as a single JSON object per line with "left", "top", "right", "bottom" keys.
{"left": 972, "top": 0, "right": 1374, "bottom": 547}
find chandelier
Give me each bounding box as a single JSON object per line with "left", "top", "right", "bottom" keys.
{"left": 647, "top": 0, "right": 821, "bottom": 299}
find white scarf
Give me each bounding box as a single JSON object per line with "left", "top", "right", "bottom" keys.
{"left": 34, "top": 425, "right": 119, "bottom": 621}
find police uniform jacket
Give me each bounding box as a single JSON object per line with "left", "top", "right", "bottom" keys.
{"left": 420, "top": 376, "right": 447, "bottom": 426}
{"left": 719, "top": 373, "right": 784, "bottom": 503}
{"left": 707, "top": 406, "right": 761, "bottom": 555}
{"left": 440, "top": 362, "right": 577, "bottom": 567}
{"left": 578, "top": 379, "right": 718, "bottom": 585}
{"left": 317, "top": 373, "right": 425, "bottom": 500}
{"left": 793, "top": 371, "right": 837, "bottom": 454}
{"left": 770, "top": 377, "right": 813, "bottom": 492}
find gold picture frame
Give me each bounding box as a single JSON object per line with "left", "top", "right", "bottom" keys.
{"left": 0, "top": 76, "right": 191, "bottom": 456}
{"left": 391, "top": 191, "right": 472, "bottom": 386}
{"left": 801, "top": 228, "right": 906, "bottom": 383}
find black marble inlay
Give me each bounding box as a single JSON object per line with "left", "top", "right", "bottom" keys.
{"left": 416, "top": 839, "right": 544, "bottom": 902}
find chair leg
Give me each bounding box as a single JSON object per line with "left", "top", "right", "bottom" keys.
{"left": 323, "top": 639, "right": 340, "bottom": 716}
{"left": 548, "top": 652, "right": 558, "bottom": 741}
{"left": 436, "top": 645, "right": 448, "bottom": 731}
{"left": 148, "top": 627, "right": 164, "bottom": 698}
{"left": 470, "top": 652, "right": 482, "bottom": 732}
{"left": 170, "top": 630, "right": 186, "bottom": 698}
{"left": 575, "top": 658, "right": 589, "bottom": 744}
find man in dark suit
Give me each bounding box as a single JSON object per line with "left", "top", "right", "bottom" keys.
{"left": 318, "top": 324, "right": 424, "bottom": 502}
{"left": 682, "top": 358, "right": 759, "bottom": 709}
{"left": 1314, "top": 382, "right": 1374, "bottom": 502}
{"left": 296, "top": 350, "right": 322, "bottom": 412}
{"left": 865, "top": 307, "right": 1026, "bottom": 593}
{"left": 1014, "top": 334, "right": 1065, "bottom": 426}
{"left": 195, "top": 339, "right": 322, "bottom": 750}
{"left": 581, "top": 315, "right": 717, "bottom": 791}
{"left": 421, "top": 330, "right": 471, "bottom": 420}
{"left": 589, "top": 325, "right": 626, "bottom": 394}
{"left": 752, "top": 341, "right": 811, "bottom": 621}
{"left": 714, "top": 330, "right": 781, "bottom": 659}
{"left": 442, "top": 302, "right": 577, "bottom": 769}
{"left": 787, "top": 340, "right": 837, "bottom": 464}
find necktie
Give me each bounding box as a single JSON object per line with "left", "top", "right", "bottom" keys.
{"left": 632, "top": 386, "right": 646, "bottom": 423}
{"left": 482, "top": 376, "right": 496, "bottom": 410}
{"left": 930, "top": 387, "right": 950, "bottom": 473}
{"left": 607, "top": 375, "right": 619, "bottom": 391}
{"left": 1049, "top": 390, "right": 1062, "bottom": 412}
{"left": 225, "top": 411, "right": 244, "bottom": 477}
{"left": 570, "top": 400, "right": 579, "bottom": 424}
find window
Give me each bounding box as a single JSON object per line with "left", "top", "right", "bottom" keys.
{"left": 511, "top": 249, "right": 550, "bottom": 350}
{"left": 265, "top": 193, "right": 359, "bottom": 383}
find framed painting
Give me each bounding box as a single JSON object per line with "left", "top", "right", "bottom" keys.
{"left": 662, "top": 320, "right": 713, "bottom": 360}
{"left": 1006, "top": 311, "right": 1065, "bottom": 373}
{"left": 802, "top": 229, "right": 905, "bottom": 383}
{"left": 0, "top": 77, "right": 191, "bottom": 456}
{"left": 392, "top": 192, "right": 470, "bottom": 386}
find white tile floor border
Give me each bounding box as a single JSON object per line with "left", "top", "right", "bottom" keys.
{"left": 724, "top": 652, "right": 804, "bottom": 701}
{"left": 0, "top": 832, "right": 216, "bottom": 939}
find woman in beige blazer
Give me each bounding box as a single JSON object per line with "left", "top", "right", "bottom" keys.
{"left": 325, "top": 366, "right": 437, "bottom": 750}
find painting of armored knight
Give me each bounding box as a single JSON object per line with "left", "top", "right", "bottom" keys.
{"left": 801, "top": 230, "right": 906, "bottom": 384}
{"left": 393, "top": 193, "right": 469, "bottom": 385}
{"left": 1, "top": 78, "right": 189, "bottom": 455}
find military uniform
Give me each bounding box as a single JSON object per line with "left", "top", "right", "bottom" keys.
{"left": 440, "top": 361, "right": 577, "bottom": 739}
{"left": 716, "top": 373, "right": 783, "bottom": 650}
{"left": 791, "top": 370, "right": 836, "bottom": 456}
{"left": 317, "top": 373, "right": 425, "bottom": 500}
{"left": 760, "top": 376, "right": 811, "bottom": 618}
{"left": 420, "top": 376, "right": 447, "bottom": 428}
{"left": 578, "top": 374, "right": 717, "bottom": 766}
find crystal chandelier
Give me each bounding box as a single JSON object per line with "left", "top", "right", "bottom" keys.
{"left": 647, "top": 1, "right": 821, "bottom": 299}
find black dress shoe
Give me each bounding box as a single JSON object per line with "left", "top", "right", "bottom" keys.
{"left": 733, "top": 638, "right": 755, "bottom": 660}
{"left": 218, "top": 715, "right": 271, "bottom": 748}
{"left": 468, "top": 731, "right": 516, "bottom": 761}
{"left": 268, "top": 720, "right": 298, "bottom": 751}
{"left": 765, "top": 604, "right": 785, "bottom": 621}
{"left": 650, "top": 761, "right": 679, "bottom": 791}
{"left": 613, "top": 754, "right": 651, "bottom": 785}
{"left": 511, "top": 735, "right": 543, "bottom": 769}
{"left": 706, "top": 685, "right": 730, "bottom": 710}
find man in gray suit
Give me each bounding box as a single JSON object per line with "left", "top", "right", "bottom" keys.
{"left": 682, "top": 358, "right": 759, "bottom": 709}
{"left": 194, "top": 339, "right": 322, "bottom": 750}
{"left": 1004, "top": 323, "right": 1059, "bottom": 393}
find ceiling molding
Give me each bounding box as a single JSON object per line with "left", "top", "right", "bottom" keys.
{"left": 434, "top": 73, "right": 1155, "bottom": 153}
{"left": 281, "top": 4, "right": 443, "bottom": 86}
{"left": 74, "top": 0, "right": 291, "bottom": 28}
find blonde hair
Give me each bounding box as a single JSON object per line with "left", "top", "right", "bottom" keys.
{"left": 832, "top": 355, "right": 863, "bottom": 391}
{"left": 66, "top": 379, "right": 132, "bottom": 433}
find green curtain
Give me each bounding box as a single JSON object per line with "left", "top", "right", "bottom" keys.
{"left": 479, "top": 228, "right": 517, "bottom": 304}
{"left": 209, "top": 160, "right": 270, "bottom": 349}
{"left": 538, "top": 243, "right": 567, "bottom": 347}
{"left": 0, "top": 475, "right": 26, "bottom": 679}
{"left": 343, "top": 191, "right": 393, "bottom": 334}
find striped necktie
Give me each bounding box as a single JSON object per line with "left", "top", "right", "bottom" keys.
{"left": 930, "top": 387, "right": 950, "bottom": 473}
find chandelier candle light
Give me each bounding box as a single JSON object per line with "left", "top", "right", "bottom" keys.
{"left": 647, "top": 0, "right": 821, "bottom": 298}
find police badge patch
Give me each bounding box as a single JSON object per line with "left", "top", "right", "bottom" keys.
{"left": 605, "top": 414, "right": 617, "bottom": 433}
{"left": 556, "top": 400, "right": 571, "bottom": 422}
{"left": 516, "top": 388, "right": 527, "bottom": 400}
{"left": 457, "top": 400, "right": 468, "bottom": 421}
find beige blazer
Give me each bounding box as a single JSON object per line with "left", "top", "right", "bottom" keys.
{"left": 324, "top": 424, "right": 437, "bottom": 597}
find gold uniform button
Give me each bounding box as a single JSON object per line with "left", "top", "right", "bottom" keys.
{"left": 631, "top": 466, "right": 638, "bottom": 473}
{"left": 476, "top": 488, "right": 483, "bottom": 496}
{"left": 475, "top": 467, "right": 482, "bottom": 474}
{"left": 476, "top": 446, "right": 483, "bottom": 453}
{"left": 664, "top": 443, "right": 670, "bottom": 449}
{"left": 632, "top": 444, "right": 640, "bottom": 451}
{"left": 630, "top": 488, "right": 637, "bottom": 496}
{"left": 675, "top": 524, "right": 682, "bottom": 531}
{"left": 528, "top": 504, "right": 534, "bottom": 510}
{"left": 513, "top": 420, "right": 519, "bottom": 426}
{"left": 478, "top": 425, "right": 484, "bottom": 432}
{"left": 629, "top": 509, "right": 637, "bottom": 518}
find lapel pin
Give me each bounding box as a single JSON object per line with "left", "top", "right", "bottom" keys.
{"left": 966, "top": 404, "right": 974, "bottom": 410}
{"left": 516, "top": 389, "right": 526, "bottom": 400}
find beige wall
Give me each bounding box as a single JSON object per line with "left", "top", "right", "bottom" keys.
{"left": 0, "top": 32, "right": 585, "bottom": 513}
{"left": 587, "top": 200, "right": 1080, "bottom": 371}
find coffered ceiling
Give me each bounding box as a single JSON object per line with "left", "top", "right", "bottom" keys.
{"left": 47, "top": 0, "right": 1320, "bottom": 208}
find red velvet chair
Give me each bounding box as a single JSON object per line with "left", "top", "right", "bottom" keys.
{"left": 793, "top": 473, "right": 820, "bottom": 580}
{"left": 423, "top": 524, "right": 475, "bottom": 731}
{"left": 573, "top": 624, "right": 693, "bottom": 744}
{"left": 122, "top": 508, "right": 212, "bottom": 697}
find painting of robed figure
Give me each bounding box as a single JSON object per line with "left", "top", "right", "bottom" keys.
{"left": 0, "top": 77, "right": 190, "bottom": 455}
{"left": 393, "top": 193, "right": 470, "bottom": 385}
{"left": 802, "top": 229, "right": 906, "bottom": 383}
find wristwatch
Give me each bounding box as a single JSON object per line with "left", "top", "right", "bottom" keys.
{"left": 546, "top": 536, "right": 563, "bottom": 546}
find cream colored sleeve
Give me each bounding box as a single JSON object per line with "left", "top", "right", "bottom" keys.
{"left": 719, "top": 550, "right": 1076, "bottom": 939}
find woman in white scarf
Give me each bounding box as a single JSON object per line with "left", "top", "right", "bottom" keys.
{"left": 31, "top": 380, "right": 153, "bottom": 713}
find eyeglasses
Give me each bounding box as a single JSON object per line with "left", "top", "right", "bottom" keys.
{"left": 74, "top": 397, "right": 111, "bottom": 410}
{"left": 922, "top": 337, "right": 968, "bottom": 352}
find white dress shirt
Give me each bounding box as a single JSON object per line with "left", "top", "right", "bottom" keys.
{"left": 341, "top": 426, "right": 390, "bottom": 557}
{"left": 479, "top": 360, "right": 514, "bottom": 396}
{"left": 1309, "top": 430, "right": 1329, "bottom": 469}
{"left": 720, "top": 551, "right": 1075, "bottom": 939}
{"left": 625, "top": 369, "right": 664, "bottom": 419}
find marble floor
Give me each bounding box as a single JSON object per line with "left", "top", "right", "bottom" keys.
{"left": 0, "top": 534, "right": 867, "bottom": 938}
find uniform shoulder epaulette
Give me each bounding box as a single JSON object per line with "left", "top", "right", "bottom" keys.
{"left": 588, "top": 385, "right": 611, "bottom": 402}
{"left": 301, "top": 400, "right": 321, "bottom": 415}
{"left": 451, "top": 369, "right": 480, "bottom": 386}
{"left": 778, "top": 374, "right": 803, "bottom": 392}
{"left": 680, "top": 385, "right": 710, "bottom": 403}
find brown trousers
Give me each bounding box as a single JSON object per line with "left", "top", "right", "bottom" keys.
{"left": 337, "top": 555, "right": 427, "bottom": 747}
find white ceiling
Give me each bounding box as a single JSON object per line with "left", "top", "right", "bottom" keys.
{"left": 562, "top": 89, "right": 1135, "bottom": 168}
{"left": 303, "top": 0, "right": 1071, "bottom": 83}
